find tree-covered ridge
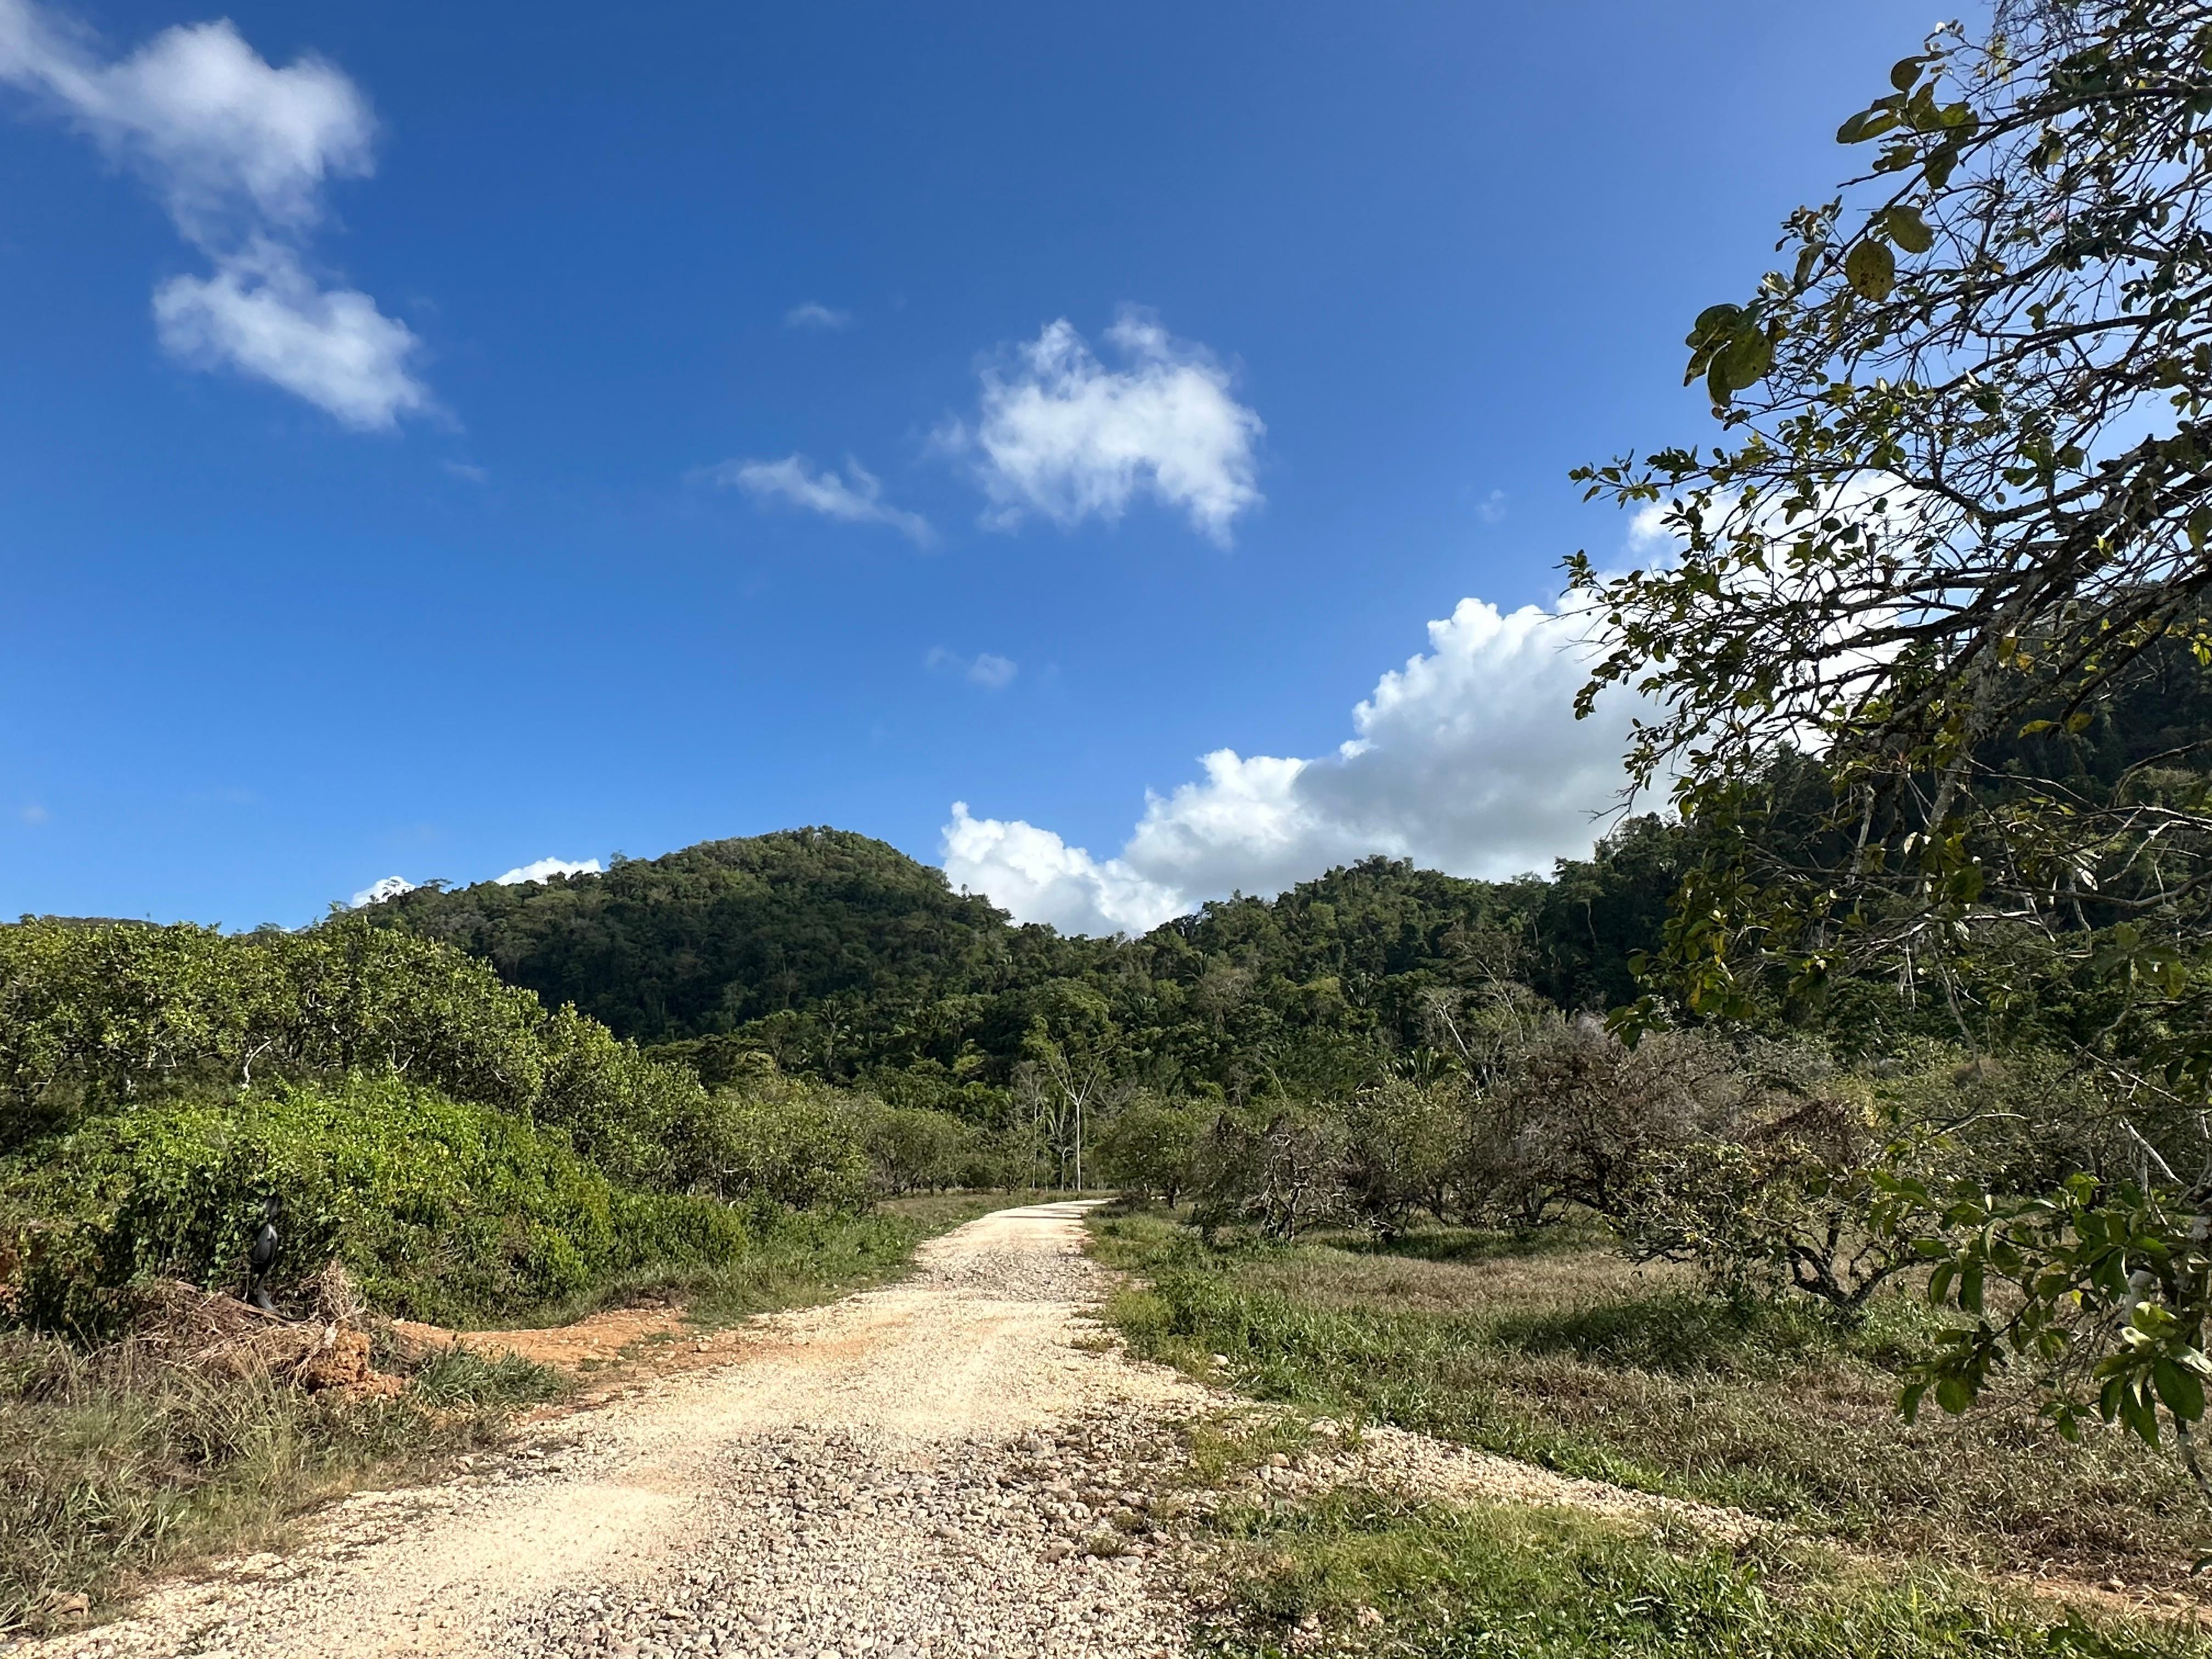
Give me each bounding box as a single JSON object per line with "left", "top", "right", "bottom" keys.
{"left": 360, "top": 827, "right": 1066, "bottom": 1045}
{"left": 362, "top": 821, "right": 1706, "bottom": 1108}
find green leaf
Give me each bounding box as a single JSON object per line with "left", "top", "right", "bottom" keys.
{"left": 1691, "top": 303, "right": 1744, "bottom": 342}
{"left": 1959, "top": 1261, "right": 1985, "bottom": 1313}
{"left": 1845, "top": 239, "right": 1897, "bottom": 301}
{"left": 1708, "top": 328, "right": 1774, "bottom": 404}
{"left": 1884, "top": 204, "right": 1934, "bottom": 254}
{"left": 2154, "top": 1359, "right": 2205, "bottom": 1423}
{"left": 1890, "top": 57, "right": 1926, "bottom": 92}
{"left": 1838, "top": 108, "right": 1899, "bottom": 145}
{"left": 1934, "top": 1374, "right": 1974, "bottom": 1415}
{"left": 2122, "top": 1385, "right": 2162, "bottom": 1447}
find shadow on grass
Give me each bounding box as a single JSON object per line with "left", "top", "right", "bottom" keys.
{"left": 1483, "top": 1291, "right": 1851, "bottom": 1375}
{"left": 1332, "top": 1223, "right": 1611, "bottom": 1266}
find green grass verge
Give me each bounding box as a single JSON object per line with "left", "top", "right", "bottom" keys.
{"left": 1090, "top": 1207, "right": 2205, "bottom": 1589}
{"left": 1199, "top": 1486, "right": 2200, "bottom": 1659}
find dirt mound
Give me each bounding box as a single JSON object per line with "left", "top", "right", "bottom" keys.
{"left": 135, "top": 1264, "right": 404, "bottom": 1400}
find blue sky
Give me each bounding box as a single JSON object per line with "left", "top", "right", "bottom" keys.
{"left": 0, "top": 0, "right": 1945, "bottom": 931}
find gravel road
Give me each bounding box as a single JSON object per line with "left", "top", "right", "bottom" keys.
{"left": 30, "top": 1203, "right": 1214, "bottom": 1659}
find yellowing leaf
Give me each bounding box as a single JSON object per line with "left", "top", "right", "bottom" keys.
{"left": 1846, "top": 239, "right": 1897, "bottom": 301}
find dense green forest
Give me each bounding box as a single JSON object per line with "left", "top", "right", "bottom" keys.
{"left": 360, "top": 820, "right": 1699, "bottom": 1109}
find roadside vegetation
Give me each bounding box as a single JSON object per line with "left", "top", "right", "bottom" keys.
{"left": 1128, "top": 1410, "right": 2199, "bottom": 1659}
{"left": 0, "top": 917, "right": 1046, "bottom": 1634}
{"left": 1079, "top": 3, "right": 2212, "bottom": 1651}
{"left": 1198, "top": 1485, "right": 2197, "bottom": 1659}
{"left": 0, "top": 1330, "right": 558, "bottom": 1635}
{"left": 1096, "top": 1208, "right": 2198, "bottom": 1587}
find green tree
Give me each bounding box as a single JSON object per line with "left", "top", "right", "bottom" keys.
{"left": 1095, "top": 1094, "right": 1203, "bottom": 1206}
{"left": 1570, "top": 1, "right": 2212, "bottom": 1462}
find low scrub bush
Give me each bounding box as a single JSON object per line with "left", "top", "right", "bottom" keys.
{"left": 862, "top": 1105, "right": 974, "bottom": 1195}
{"left": 0, "top": 918, "right": 721, "bottom": 1204}
{"left": 2, "top": 1075, "right": 748, "bottom": 1333}
{"left": 705, "top": 1070, "right": 873, "bottom": 1211}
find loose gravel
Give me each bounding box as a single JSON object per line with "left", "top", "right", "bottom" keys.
{"left": 16, "top": 1203, "right": 1213, "bottom": 1659}
{"left": 13, "top": 1201, "right": 1784, "bottom": 1659}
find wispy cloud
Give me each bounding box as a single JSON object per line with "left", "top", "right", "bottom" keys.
{"left": 784, "top": 301, "right": 853, "bottom": 331}
{"left": 926, "top": 647, "right": 1018, "bottom": 691}
{"left": 942, "top": 309, "right": 1263, "bottom": 545}
{"left": 713, "top": 453, "right": 933, "bottom": 545}
{"left": 0, "top": 0, "right": 430, "bottom": 428}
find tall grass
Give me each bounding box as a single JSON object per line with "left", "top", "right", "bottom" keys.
{"left": 0, "top": 1328, "right": 562, "bottom": 1635}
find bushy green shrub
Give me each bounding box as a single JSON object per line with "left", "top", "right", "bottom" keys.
{"left": 707, "top": 1070, "right": 873, "bottom": 1211}
{"left": 1341, "top": 1078, "right": 1466, "bottom": 1232}
{"left": 863, "top": 1105, "right": 973, "bottom": 1195}
{"left": 0, "top": 919, "right": 546, "bottom": 1143}
{"left": 1095, "top": 1095, "right": 1203, "bottom": 1206}
{"left": 532, "top": 1005, "right": 721, "bottom": 1192}
{"left": 1, "top": 1075, "right": 747, "bottom": 1332}
{"left": 0, "top": 918, "right": 721, "bottom": 1202}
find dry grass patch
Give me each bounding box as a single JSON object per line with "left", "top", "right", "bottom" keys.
{"left": 1092, "top": 1207, "right": 2210, "bottom": 1598}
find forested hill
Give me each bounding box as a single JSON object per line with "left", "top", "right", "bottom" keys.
{"left": 360, "top": 829, "right": 1048, "bottom": 1043}
{"left": 360, "top": 822, "right": 1691, "bottom": 1110}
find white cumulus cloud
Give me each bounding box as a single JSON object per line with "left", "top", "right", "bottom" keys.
{"left": 348, "top": 874, "right": 415, "bottom": 909}
{"left": 153, "top": 239, "right": 428, "bottom": 428}
{"left": 494, "top": 856, "right": 601, "bottom": 885}
{"left": 941, "top": 595, "right": 1652, "bottom": 935}
{"left": 943, "top": 804, "right": 1183, "bottom": 938}
{"left": 715, "top": 454, "right": 933, "bottom": 545}
{"left": 947, "top": 311, "right": 1263, "bottom": 545}
{"left": 0, "top": 0, "right": 428, "bottom": 427}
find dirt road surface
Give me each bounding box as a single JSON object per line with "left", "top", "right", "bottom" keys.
{"left": 32, "top": 1202, "right": 1214, "bottom": 1659}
